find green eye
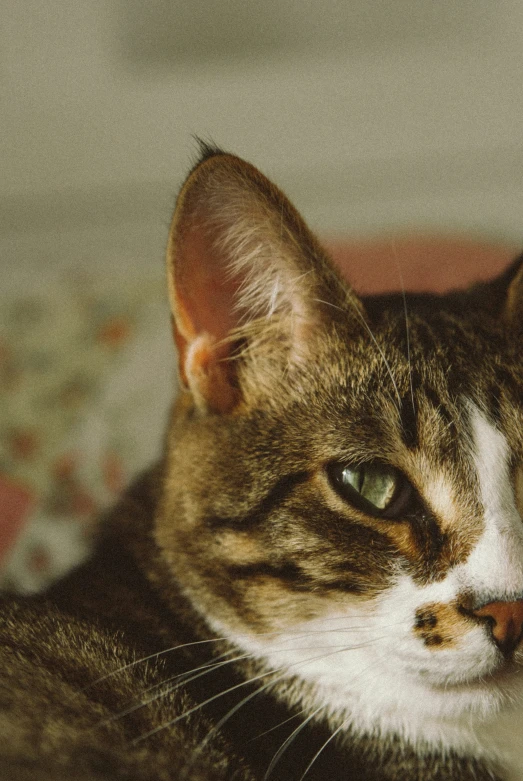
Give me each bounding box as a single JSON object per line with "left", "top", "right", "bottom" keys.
{"left": 328, "top": 462, "right": 413, "bottom": 519}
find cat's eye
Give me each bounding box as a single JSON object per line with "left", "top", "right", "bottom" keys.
{"left": 327, "top": 462, "right": 413, "bottom": 519}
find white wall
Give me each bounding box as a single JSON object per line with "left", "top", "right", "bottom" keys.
{"left": 2, "top": 0, "right": 523, "bottom": 246}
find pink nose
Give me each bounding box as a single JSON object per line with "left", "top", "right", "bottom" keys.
{"left": 472, "top": 600, "right": 523, "bottom": 655}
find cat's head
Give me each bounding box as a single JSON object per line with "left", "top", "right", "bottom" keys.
{"left": 156, "top": 145, "right": 523, "bottom": 748}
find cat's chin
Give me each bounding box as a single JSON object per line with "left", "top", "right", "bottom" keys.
{"left": 296, "top": 648, "right": 523, "bottom": 751}
{"left": 323, "top": 666, "right": 523, "bottom": 761}
{"left": 413, "top": 654, "right": 522, "bottom": 690}
{"left": 385, "top": 654, "right": 523, "bottom": 724}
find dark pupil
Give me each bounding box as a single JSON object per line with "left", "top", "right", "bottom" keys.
{"left": 341, "top": 464, "right": 397, "bottom": 510}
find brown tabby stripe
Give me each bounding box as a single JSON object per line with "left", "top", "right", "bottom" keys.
{"left": 407, "top": 317, "right": 439, "bottom": 354}
{"left": 424, "top": 387, "right": 446, "bottom": 418}
{"left": 407, "top": 505, "right": 453, "bottom": 583}
{"left": 399, "top": 395, "right": 418, "bottom": 450}
{"left": 487, "top": 383, "right": 503, "bottom": 426}
{"left": 206, "top": 471, "right": 309, "bottom": 530}
{"left": 423, "top": 387, "right": 460, "bottom": 440}
{"left": 226, "top": 562, "right": 312, "bottom": 591}
{"left": 494, "top": 366, "right": 521, "bottom": 406}
{"left": 226, "top": 562, "right": 369, "bottom": 595}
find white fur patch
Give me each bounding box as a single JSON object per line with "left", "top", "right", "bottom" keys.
{"left": 456, "top": 405, "right": 523, "bottom": 599}
{"left": 207, "top": 403, "right": 523, "bottom": 778}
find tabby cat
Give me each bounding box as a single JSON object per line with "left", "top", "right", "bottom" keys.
{"left": 2, "top": 145, "right": 523, "bottom": 781}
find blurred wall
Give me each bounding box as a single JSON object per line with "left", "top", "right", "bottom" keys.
{"left": 2, "top": 0, "right": 523, "bottom": 250}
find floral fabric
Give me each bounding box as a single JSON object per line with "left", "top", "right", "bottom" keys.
{"left": 0, "top": 267, "right": 175, "bottom": 592}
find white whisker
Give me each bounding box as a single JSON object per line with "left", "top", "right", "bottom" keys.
{"left": 296, "top": 647, "right": 390, "bottom": 781}
{"left": 249, "top": 708, "right": 307, "bottom": 742}
{"left": 298, "top": 714, "right": 352, "bottom": 781}
{"left": 263, "top": 704, "right": 328, "bottom": 780}
{"left": 131, "top": 640, "right": 391, "bottom": 746}
{"left": 85, "top": 611, "right": 412, "bottom": 692}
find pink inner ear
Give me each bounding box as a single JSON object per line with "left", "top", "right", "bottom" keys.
{"left": 175, "top": 225, "right": 242, "bottom": 345}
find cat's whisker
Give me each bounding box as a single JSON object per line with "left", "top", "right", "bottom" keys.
{"left": 248, "top": 707, "right": 308, "bottom": 742}
{"left": 85, "top": 624, "right": 337, "bottom": 690}
{"left": 263, "top": 704, "right": 329, "bottom": 780}
{"left": 86, "top": 611, "right": 413, "bottom": 693}
{"left": 99, "top": 643, "right": 312, "bottom": 729}
{"left": 132, "top": 638, "right": 369, "bottom": 720}
{"left": 182, "top": 639, "right": 393, "bottom": 780}
{"left": 332, "top": 610, "right": 414, "bottom": 633}
{"left": 178, "top": 674, "right": 301, "bottom": 780}
{"left": 298, "top": 713, "right": 352, "bottom": 781}
{"left": 83, "top": 636, "right": 241, "bottom": 690}
{"left": 312, "top": 289, "right": 403, "bottom": 414}
{"left": 311, "top": 297, "right": 346, "bottom": 315}
{"left": 96, "top": 651, "right": 252, "bottom": 729}
{"left": 132, "top": 639, "right": 393, "bottom": 747}
{"left": 131, "top": 661, "right": 291, "bottom": 745}
{"left": 177, "top": 641, "right": 382, "bottom": 779}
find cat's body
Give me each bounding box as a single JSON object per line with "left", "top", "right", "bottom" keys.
{"left": 1, "top": 146, "right": 523, "bottom": 780}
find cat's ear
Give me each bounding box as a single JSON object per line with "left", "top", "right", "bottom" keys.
{"left": 167, "top": 146, "right": 359, "bottom": 413}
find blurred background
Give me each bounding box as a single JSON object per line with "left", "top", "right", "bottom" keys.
{"left": 3, "top": 0, "right": 523, "bottom": 247}
{"left": 2, "top": 0, "right": 523, "bottom": 591}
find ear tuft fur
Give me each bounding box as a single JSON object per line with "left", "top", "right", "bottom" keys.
{"left": 192, "top": 136, "right": 228, "bottom": 166}
{"left": 167, "top": 151, "right": 359, "bottom": 413}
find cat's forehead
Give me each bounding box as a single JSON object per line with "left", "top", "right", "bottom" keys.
{"left": 334, "top": 293, "right": 518, "bottom": 412}
{"left": 302, "top": 295, "right": 523, "bottom": 483}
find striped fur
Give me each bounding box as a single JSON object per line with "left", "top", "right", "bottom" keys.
{"left": 1, "top": 147, "right": 523, "bottom": 780}
{"left": 159, "top": 147, "right": 523, "bottom": 777}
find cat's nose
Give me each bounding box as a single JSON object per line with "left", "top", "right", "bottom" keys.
{"left": 471, "top": 600, "right": 523, "bottom": 656}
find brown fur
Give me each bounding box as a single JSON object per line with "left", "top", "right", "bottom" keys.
{"left": 414, "top": 600, "right": 472, "bottom": 649}
{"left": 1, "top": 144, "right": 522, "bottom": 780}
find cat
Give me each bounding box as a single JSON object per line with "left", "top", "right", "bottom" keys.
{"left": 1, "top": 143, "right": 523, "bottom": 781}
